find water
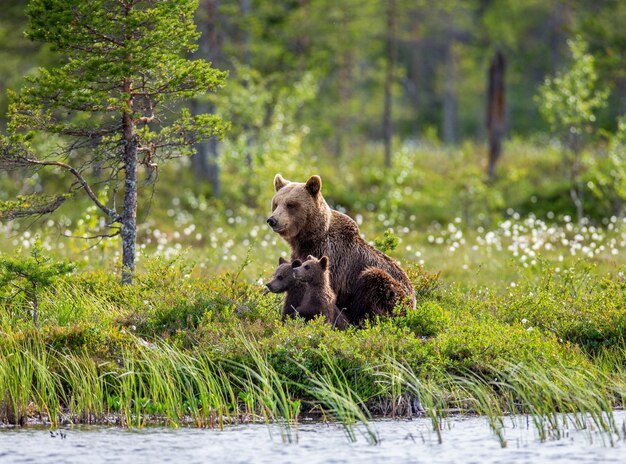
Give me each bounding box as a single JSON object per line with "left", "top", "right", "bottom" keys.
{"left": 1, "top": 412, "right": 625, "bottom": 464}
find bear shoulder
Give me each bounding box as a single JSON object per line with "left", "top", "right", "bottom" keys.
{"left": 328, "top": 210, "right": 360, "bottom": 238}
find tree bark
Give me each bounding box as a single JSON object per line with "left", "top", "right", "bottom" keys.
{"left": 442, "top": 41, "right": 457, "bottom": 145}
{"left": 190, "top": 99, "right": 221, "bottom": 196}
{"left": 486, "top": 50, "right": 506, "bottom": 181}
{"left": 190, "top": 0, "right": 221, "bottom": 195}
{"left": 383, "top": 0, "right": 396, "bottom": 168}
{"left": 121, "top": 77, "right": 137, "bottom": 285}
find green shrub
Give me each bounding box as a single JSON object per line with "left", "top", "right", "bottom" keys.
{"left": 400, "top": 301, "right": 449, "bottom": 337}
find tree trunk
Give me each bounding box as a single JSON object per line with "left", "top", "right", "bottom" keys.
{"left": 442, "top": 42, "right": 457, "bottom": 145}
{"left": 121, "top": 78, "right": 137, "bottom": 285}
{"left": 190, "top": 0, "right": 221, "bottom": 195}
{"left": 486, "top": 50, "right": 506, "bottom": 181}
{"left": 241, "top": 0, "right": 251, "bottom": 65}
{"left": 190, "top": 99, "right": 221, "bottom": 196}
{"left": 383, "top": 0, "right": 396, "bottom": 168}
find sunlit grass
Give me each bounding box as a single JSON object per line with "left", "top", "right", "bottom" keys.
{"left": 0, "top": 141, "right": 625, "bottom": 444}
{"left": 298, "top": 346, "right": 379, "bottom": 444}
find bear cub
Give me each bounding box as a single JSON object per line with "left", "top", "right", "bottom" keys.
{"left": 292, "top": 255, "right": 348, "bottom": 330}
{"left": 265, "top": 257, "right": 305, "bottom": 321}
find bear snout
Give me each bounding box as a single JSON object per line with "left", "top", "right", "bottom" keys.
{"left": 267, "top": 217, "right": 278, "bottom": 228}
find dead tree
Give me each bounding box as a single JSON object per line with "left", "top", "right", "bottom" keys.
{"left": 486, "top": 50, "right": 506, "bottom": 181}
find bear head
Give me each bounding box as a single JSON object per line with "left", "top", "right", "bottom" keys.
{"left": 265, "top": 257, "right": 301, "bottom": 293}
{"left": 292, "top": 254, "right": 329, "bottom": 285}
{"left": 267, "top": 174, "right": 329, "bottom": 240}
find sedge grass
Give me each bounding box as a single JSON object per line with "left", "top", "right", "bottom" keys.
{"left": 0, "top": 315, "right": 625, "bottom": 449}
{"left": 0, "top": 333, "right": 61, "bottom": 426}
{"left": 58, "top": 351, "right": 106, "bottom": 423}
{"left": 229, "top": 333, "right": 301, "bottom": 443}
{"left": 298, "top": 346, "right": 379, "bottom": 445}
{"left": 377, "top": 358, "right": 448, "bottom": 444}
{"left": 376, "top": 356, "right": 622, "bottom": 446}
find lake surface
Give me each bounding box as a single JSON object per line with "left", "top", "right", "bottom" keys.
{"left": 1, "top": 412, "right": 625, "bottom": 463}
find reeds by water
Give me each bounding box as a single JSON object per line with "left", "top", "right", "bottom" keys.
{"left": 0, "top": 329, "right": 624, "bottom": 447}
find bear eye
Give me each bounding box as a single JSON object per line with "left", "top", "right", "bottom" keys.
{"left": 304, "top": 265, "right": 310, "bottom": 270}
{"left": 286, "top": 202, "right": 297, "bottom": 210}
{"left": 277, "top": 275, "right": 283, "bottom": 281}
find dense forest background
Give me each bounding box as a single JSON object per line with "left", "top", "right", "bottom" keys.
{"left": 2, "top": 0, "right": 625, "bottom": 151}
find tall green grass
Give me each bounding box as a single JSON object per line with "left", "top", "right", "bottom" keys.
{"left": 298, "top": 346, "right": 379, "bottom": 444}
{"left": 229, "top": 334, "right": 301, "bottom": 442}
{"left": 0, "top": 318, "right": 624, "bottom": 448}
{"left": 376, "top": 356, "right": 621, "bottom": 446}
{"left": 0, "top": 333, "right": 60, "bottom": 426}
{"left": 58, "top": 352, "right": 106, "bottom": 423}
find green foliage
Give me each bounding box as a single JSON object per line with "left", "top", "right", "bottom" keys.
{"left": 588, "top": 115, "right": 626, "bottom": 216}
{"left": 12, "top": 0, "right": 227, "bottom": 139}
{"left": 1, "top": 0, "right": 228, "bottom": 283}
{"left": 212, "top": 64, "right": 317, "bottom": 205}
{"left": 0, "top": 193, "right": 70, "bottom": 220}
{"left": 492, "top": 263, "right": 626, "bottom": 355}
{"left": 0, "top": 260, "right": 623, "bottom": 436}
{"left": 0, "top": 238, "right": 75, "bottom": 326}
{"left": 373, "top": 228, "right": 399, "bottom": 253}
{"left": 400, "top": 301, "right": 449, "bottom": 337}
{"left": 536, "top": 37, "right": 610, "bottom": 220}
{"left": 537, "top": 37, "right": 609, "bottom": 141}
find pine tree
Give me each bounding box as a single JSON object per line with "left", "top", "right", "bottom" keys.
{"left": 0, "top": 0, "right": 227, "bottom": 283}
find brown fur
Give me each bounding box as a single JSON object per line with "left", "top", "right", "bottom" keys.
{"left": 265, "top": 257, "right": 305, "bottom": 321}
{"left": 268, "top": 174, "right": 416, "bottom": 325}
{"left": 292, "top": 255, "right": 348, "bottom": 330}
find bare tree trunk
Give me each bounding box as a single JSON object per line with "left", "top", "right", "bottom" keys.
{"left": 241, "top": 0, "right": 251, "bottom": 65}
{"left": 486, "top": 50, "right": 506, "bottom": 181}
{"left": 191, "top": 0, "right": 221, "bottom": 196}
{"left": 442, "top": 42, "right": 457, "bottom": 145}
{"left": 190, "top": 98, "right": 221, "bottom": 196}
{"left": 121, "top": 78, "right": 137, "bottom": 285}
{"left": 383, "top": 0, "right": 396, "bottom": 168}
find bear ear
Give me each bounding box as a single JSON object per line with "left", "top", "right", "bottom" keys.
{"left": 305, "top": 175, "right": 322, "bottom": 196}
{"left": 319, "top": 256, "right": 329, "bottom": 270}
{"left": 306, "top": 255, "right": 315, "bottom": 261}
{"left": 274, "top": 174, "right": 289, "bottom": 192}
{"left": 291, "top": 259, "right": 302, "bottom": 268}
{"left": 278, "top": 256, "right": 287, "bottom": 265}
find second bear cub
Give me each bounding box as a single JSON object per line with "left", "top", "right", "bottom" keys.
{"left": 265, "top": 257, "right": 305, "bottom": 321}
{"left": 292, "top": 255, "right": 348, "bottom": 330}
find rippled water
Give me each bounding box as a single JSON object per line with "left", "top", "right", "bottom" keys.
{"left": 1, "top": 412, "right": 625, "bottom": 464}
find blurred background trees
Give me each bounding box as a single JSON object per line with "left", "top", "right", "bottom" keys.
{"left": 1, "top": 0, "right": 626, "bottom": 233}
{"left": 2, "top": 1, "right": 624, "bottom": 148}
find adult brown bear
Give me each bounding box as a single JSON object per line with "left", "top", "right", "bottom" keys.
{"left": 267, "top": 174, "right": 415, "bottom": 324}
